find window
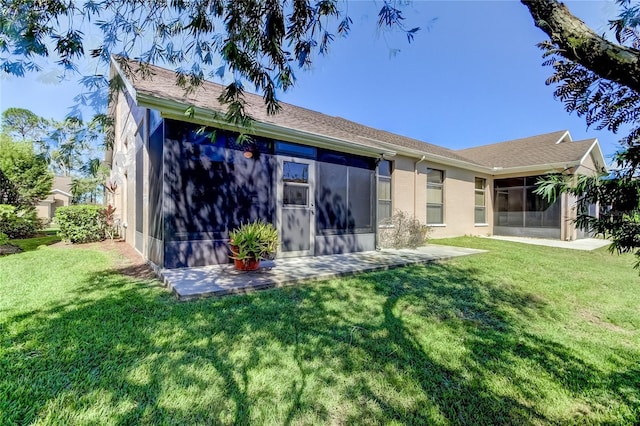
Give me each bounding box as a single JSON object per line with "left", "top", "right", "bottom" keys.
{"left": 494, "top": 176, "right": 560, "bottom": 228}
{"left": 475, "top": 177, "right": 486, "bottom": 224}
{"left": 426, "top": 168, "right": 444, "bottom": 225}
{"left": 275, "top": 141, "right": 316, "bottom": 159}
{"left": 283, "top": 161, "right": 309, "bottom": 206}
{"left": 316, "top": 160, "right": 374, "bottom": 234}
{"left": 378, "top": 160, "right": 392, "bottom": 225}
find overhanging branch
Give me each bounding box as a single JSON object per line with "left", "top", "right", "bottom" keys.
{"left": 521, "top": 0, "right": 640, "bottom": 93}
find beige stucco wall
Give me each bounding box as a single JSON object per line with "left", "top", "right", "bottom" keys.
{"left": 35, "top": 192, "right": 71, "bottom": 221}
{"left": 110, "top": 90, "right": 147, "bottom": 248}
{"left": 575, "top": 151, "right": 600, "bottom": 176}
{"left": 388, "top": 155, "right": 493, "bottom": 239}
{"left": 35, "top": 203, "right": 50, "bottom": 220}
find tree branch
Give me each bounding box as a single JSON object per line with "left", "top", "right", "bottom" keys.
{"left": 521, "top": 0, "right": 640, "bottom": 93}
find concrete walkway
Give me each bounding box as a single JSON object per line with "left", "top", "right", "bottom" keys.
{"left": 486, "top": 236, "right": 610, "bottom": 251}
{"left": 161, "top": 245, "right": 485, "bottom": 300}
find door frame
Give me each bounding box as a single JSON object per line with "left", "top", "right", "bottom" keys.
{"left": 276, "top": 156, "right": 316, "bottom": 258}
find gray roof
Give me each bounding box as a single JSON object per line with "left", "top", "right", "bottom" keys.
{"left": 456, "top": 131, "right": 597, "bottom": 168}
{"left": 117, "top": 60, "right": 480, "bottom": 164}
{"left": 52, "top": 176, "right": 72, "bottom": 194}
{"left": 115, "top": 59, "right": 599, "bottom": 171}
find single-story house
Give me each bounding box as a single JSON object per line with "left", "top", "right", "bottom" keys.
{"left": 106, "top": 58, "right": 607, "bottom": 269}
{"left": 35, "top": 176, "right": 72, "bottom": 222}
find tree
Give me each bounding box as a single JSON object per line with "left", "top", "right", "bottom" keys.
{"left": 71, "top": 157, "right": 109, "bottom": 204}
{"left": 0, "top": 168, "right": 20, "bottom": 206}
{"left": 1, "top": 107, "right": 48, "bottom": 141}
{"left": 521, "top": 0, "right": 640, "bottom": 268}
{"left": 48, "top": 116, "right": 100, "bottom": 177}
{"left": 0, "top": 133, "right": 53, "bottom": 207}
{"left": 0, "top": 0, "right": 418, "bottom": 124}
{"left": 1, "top": 0, "right": 639, "bottom": 265}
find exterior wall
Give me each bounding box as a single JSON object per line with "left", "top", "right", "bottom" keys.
{"left": 111, "top": 90, "right": 147, "bottom": 250}
{"left": 389, "top": 155, "right": 493, "bottom": 239}
{"left": 572, "top": 151, "right": 601, "bottom": 239}
{"left": 35, "top": 203, "right": 50, "bottom": 220}
{"left": 36, "top": 193, "right": 71, "bottom": 221}
{"left": 575, "top": 151, "right": 599, "bottom": 176}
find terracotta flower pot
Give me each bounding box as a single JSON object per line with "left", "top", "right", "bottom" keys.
{"left": 230, "top": 244, "right": 260, "bottom": 271}
{"left": 233, "top": 257, "right": 260, "bottom": 271}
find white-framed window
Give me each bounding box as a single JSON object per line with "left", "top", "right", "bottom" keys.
{"left": 378, "top": 160, "right": 392, "bottom": 225}
{"left": 427, "top": 168, "right": 444, "bottom": 225}
{"left": 475, "top": 177, "right": 486, "bottom": 224}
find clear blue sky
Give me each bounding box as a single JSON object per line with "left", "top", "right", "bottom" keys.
{"left": 0, "top": 1, "right": 622, "bottom": 160}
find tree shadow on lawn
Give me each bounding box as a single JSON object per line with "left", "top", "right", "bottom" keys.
{"left": 2, "top": 262, "right": 638, "bottom": 424}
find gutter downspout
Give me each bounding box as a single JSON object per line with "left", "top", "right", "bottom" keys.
{"left": 414, "top": 156, "right": 427, "bottom": 219}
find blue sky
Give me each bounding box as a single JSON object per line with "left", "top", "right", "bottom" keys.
{"left": 0, "top": 1, "right": 622, "bottom": 160}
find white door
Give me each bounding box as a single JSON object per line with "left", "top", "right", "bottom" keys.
{"left": 276, "top": 157, "right": 315, "bottom": 258}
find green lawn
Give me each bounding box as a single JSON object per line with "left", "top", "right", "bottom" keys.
{"left": 1, "top": 237, "right": 638, "bottom": 425}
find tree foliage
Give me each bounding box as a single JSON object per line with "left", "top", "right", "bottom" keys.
{"left": 0, "top": 0, "right": 418, "bottom": 123}
{"left": 523, "top": 0, "right": 640, "bottom": 268}
{"left": 1, "top": 107, "right": 49, "bottom": 144}
{"left": 0, "top": 133, "right": 53, "bottom": 207}
{"left": 0, "top": 168, "right": 20, "bottom": 206}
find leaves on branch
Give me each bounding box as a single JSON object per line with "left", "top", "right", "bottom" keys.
{"left": 0, "top": 0, "right": 420, "bottom": 130}
{"left": 533, "top": 0, "right": 640, "bottom": 270}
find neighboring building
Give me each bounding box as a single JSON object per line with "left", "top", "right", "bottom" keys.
{"left": 107, "top": 58, "right": 607, "bottom": 269}
{"left": 35, "top": 176, "right": 72, "bottom": 222}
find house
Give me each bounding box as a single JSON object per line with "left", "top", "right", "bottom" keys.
{"left": 106, "top": 58, "right": 607, "bottom": 269}
{"left": 35, "top": 176, "right": 72, "bottom": 222}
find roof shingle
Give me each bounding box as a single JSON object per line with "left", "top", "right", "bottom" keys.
{"left": 457, "top": 131, "right": 596, "bottom": 168}
{"left": 116, "top": 59, "right": 597, "bottom": 171}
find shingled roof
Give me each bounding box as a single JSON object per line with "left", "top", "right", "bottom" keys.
{"left": 113, "top": 58, "right": 602, "bottom": 172}
{"left": 115, "top": 59, "right": 479, "bottom": 165}
{"left": 456, "top": 131, "right": 598, "bottom": 169}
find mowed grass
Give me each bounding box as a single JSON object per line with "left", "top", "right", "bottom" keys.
{"left": 1, "top": 237, "right": 638, "bottom": 425}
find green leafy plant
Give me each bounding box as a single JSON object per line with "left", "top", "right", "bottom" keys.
{"left": 229, "top": 220, "right": 279, "bottom": 263}
{"left": 55, "top": 205, "right": 108, "bottom": 244}
{"left": 0, "top": 232, "right": 8, "bottom": 245}
{"left": 0, "top": 204, "right": 40, "bottom": 239}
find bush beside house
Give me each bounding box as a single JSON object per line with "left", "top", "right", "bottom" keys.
{"left": 378, "top": 211, "right": 430, "bottom": 249}
{"left": 55, "top": 205, "right": 117, "bottom": 244}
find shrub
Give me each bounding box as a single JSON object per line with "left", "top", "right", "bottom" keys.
{"left": 56, "top": 205, "right": 109, "bottom": 244}
{"left": 0, "top": 204, "right": 40, "bottom": 239}
{"left": 0, "top": 232, "right": 8, "bottom": 245}
{"left": 229, "top": 220, "right": 279, "bottom": 261}
{"left": 378, "top": 210, "right": 431, "bottom": 249}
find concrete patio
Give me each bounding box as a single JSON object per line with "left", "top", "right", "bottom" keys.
{"left": 160, "top": 244, "right": 486, "bottom": 300}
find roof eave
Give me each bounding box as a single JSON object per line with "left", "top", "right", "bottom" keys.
{"left": 51, "top": 189, "right": 72, "bottom": 197}
{"left": 372, "top": 143, "right": 491, "bottom": 173}
{"left": 490, "top": 162, "right": 580, "bottom": 176}
{"left": 136, "top": 93, "right": 397, "bottom": 158}
{"left": 579, "top": 139, "right": 608, "bottom": 173}
{"left": 554, "top": 130, "right": 572, "bottom": 144}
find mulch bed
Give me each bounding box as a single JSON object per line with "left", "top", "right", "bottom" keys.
{"left": 0, "top": 244, "right": 22, "bottom": 255}
{"left": 99, "top": 239, "right": 157, "bottom": 280}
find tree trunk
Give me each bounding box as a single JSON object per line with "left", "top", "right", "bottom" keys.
{"left": 521, "top": 0, "right": 640, "bottom": 93}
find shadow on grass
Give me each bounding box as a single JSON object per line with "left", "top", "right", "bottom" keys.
{"left": 1, "top": 261, "right": 638, "bottom": 424}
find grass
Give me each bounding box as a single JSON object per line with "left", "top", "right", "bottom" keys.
{"left": 8, "top": 233, "right": 61, "bottom": 252}
{"left": 1, "top": 237, "right": 638, "bottom": 425}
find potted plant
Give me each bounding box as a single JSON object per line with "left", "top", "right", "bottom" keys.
{"left": 229, "top": 220, "right": 279, "bottom": 271}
